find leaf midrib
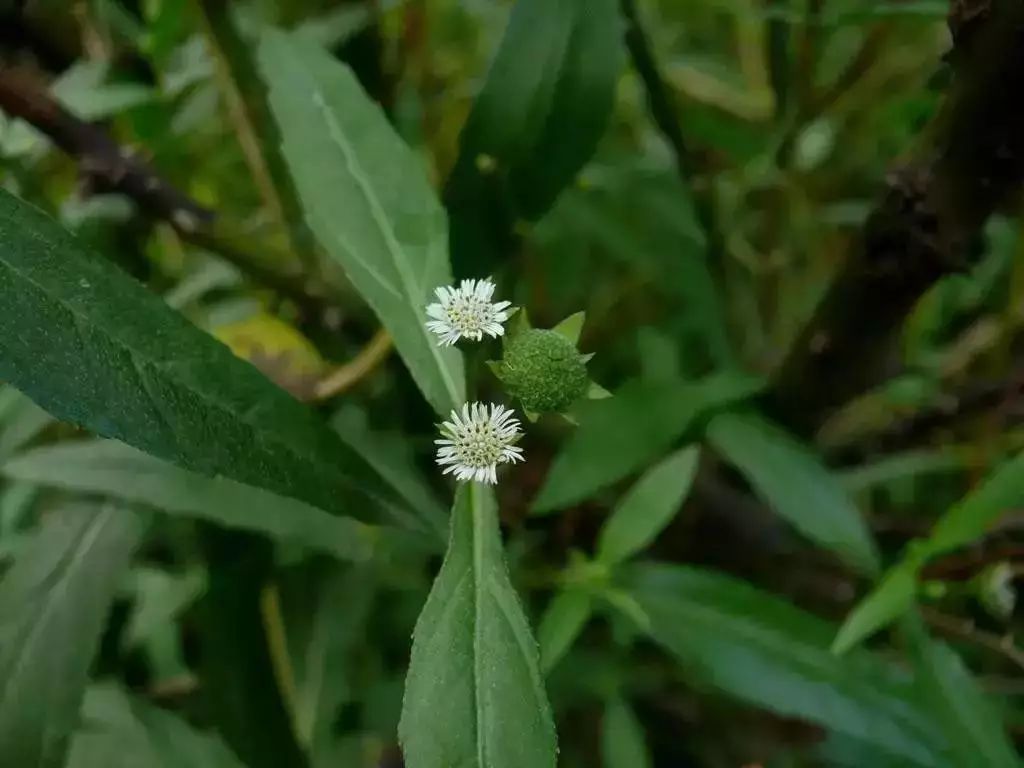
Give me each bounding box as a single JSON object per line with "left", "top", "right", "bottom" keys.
{"left": 310, "top": 90, "right": 461, "bottom": 414}
{"left": 470, "top": 483, "right": 487, "bottom": 768}
{"left": 0, "top": 238, "right": 381, "bottom": 517}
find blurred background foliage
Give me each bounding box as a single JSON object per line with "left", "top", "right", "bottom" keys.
{"left": 0, "top": 0, "right": 1023, "bottom": 766}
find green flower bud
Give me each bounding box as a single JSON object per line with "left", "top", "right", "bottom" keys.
{"left": 495, "top": 329, "right": 589, "bottom": 414}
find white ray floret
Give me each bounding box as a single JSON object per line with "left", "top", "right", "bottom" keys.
{"left": 425, "top": 278, "right": 512, "bottom": 346}
{"left": 435, "top": 402, "right": 525, "bottom": 484}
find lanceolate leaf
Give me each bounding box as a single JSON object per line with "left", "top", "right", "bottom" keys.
{"left": 448, "top": 0, "right": 624, "bottom": 274}
{"left": 834, "top": 449, "right": 1024, "bottom": 653}
{"left": 278, "top": 564, "right": 377, "bottom": 754}
{"left": 460, "top": 0, "right": 623, "bottom": 219}
{"left": 926, "top": 449, "right": 1024, "bottom": 557}
{"left": 534, "top": 373, "right": 761, "bottom": 513}
{"left": 0, "top": 189, "right": 408, "bottom": 528}
{"left": 69, "top": 685, "right": 246, "bottom": 768}
{"left": 399, "top": 484, "right": 557, "bottom": 768}
{"left": 706, "top": 411, "right": 880, "bottom": 574}
{"left": 832, "top": 559, "right": 919, "bottom": 655}
{"left": 4, "top": 439, "right": 377, "bottom": 562}
{"left": 911, "top": 632, "right": 1018, "bottom": 768}
{"left": 332, "top": 406, "right": 448, "bottom": 540}
{"left": 597, "top": 445, "right": 700, "bottom": 565}
{"left": 538, "top": 588, "right": 594, "bottom": 673}
{"left": 0, "top": 388, "right": 53, "bottom": 460}
{"left": 602, "top": 699, "right": 653, "bottom": 768}
{"left": 0, "top": 505, "right": 143, "bottom": 768}
{"left": 624, "top": 563, "right": 945, "bottom": 765}
{"left": 198, "top": 531, "right": 307, "bottom": 768}
{"left": 258, "top": 29, "right": 465, "bottom": 416}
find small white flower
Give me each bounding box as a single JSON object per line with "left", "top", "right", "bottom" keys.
{"left": 425, "top": 278, "right": 512, "bottom": 346}
{"left": 435, "top": 402, "right": 525, "bottom": 484}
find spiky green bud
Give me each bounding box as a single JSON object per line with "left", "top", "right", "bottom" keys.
{"left": 494, "top": 329, "right": 589, "bottom": 414}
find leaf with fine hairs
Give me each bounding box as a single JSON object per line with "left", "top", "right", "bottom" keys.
{"left": 258, "top": 29, "right": 465, "bottom": 416}
{"left": 400, "top": 484, "right": 557, "bottom": 768}
{"left": 0, "top": 189, "right": 412, "bottom": 529}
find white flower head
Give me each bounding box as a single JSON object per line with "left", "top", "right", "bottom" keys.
{"left": 435, "top": 402, "right": 525, "bottom": 484}
{"left": 425, "top": 278, "right": 512, "bottom": 347}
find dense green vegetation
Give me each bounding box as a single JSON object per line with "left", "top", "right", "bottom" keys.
{"left": 0, "top": 0, "right": 1022, "bottom": 766}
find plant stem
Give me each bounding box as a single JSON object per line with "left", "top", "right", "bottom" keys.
{"left": 314, "top": 329, "right": 394, "bottom": 400}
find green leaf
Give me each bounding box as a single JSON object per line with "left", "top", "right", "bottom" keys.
{"left": 447, "top": 0, "right": 624, "bottom": 275}
{"left": 815, "top": 733, "right": 950, "bottom": 768}
{"left": 0, "top": 388, "right": 53, "bottom": 460}
{"left": 0, "top": 189, "right": 411, "bottom": 527}
{"left": 538, "top": 588, "right": 594, "bottom": 673}
{"left": 123, "top": 566, "right": 204, "bottom": 680}
{"left": 534, "top": 373, "right": 761, "bottom": 513}
{"left": 551, "top": 311, "right": 585, "bottom": 345}
{"left": 911, "top": 631, "right": 1019, "bottom": 768}
{"left": 624, "top": 563, "right": 945, "bottom": 765}
{"left": 332, "top": 406, "right": 448, "bottom": 541}
{"left": 602, "top": 699, "right": 652, "bottom": 768}
{"left": 279, "top": 563, "right": 377, "bottom": 753}
{"left": 926, "top": 449, "right": 1024, "bottom": 557}
{"left": 197, "top": 530, "right": 307, "bottom": 768}
{"left": 69, "top": 685, "right": 246, "bottom": 768}
{"left": 0, "top": 505, "right": 143, "bottom": 768}
{"left": 597, "top": 445, "right": 700, "bottom": 565}
{"left": 706, "top": 411, "right": 879, "bottom": 574}
{"left": 839, "top": 450, "right": 963, "bottom": 494}
{"left": 835, "top": 449, "right": 1024, "bottom": 652}
{"left": 258, "top": 29, "right": 465, "bottom": 416}
{"left": 51, "top": 62, "right": 155, "bottom": 120}
{"left": 4, "top": 439, "right": 377, "bottom": 562}
{"left": 399, "top": 484, "right": 557, "bottom": 768}
{"left": 832, "top": 559, "right": 920, "bottom": 655}
{"left": 531, "top": 166, "right": 731, "bottom": 374}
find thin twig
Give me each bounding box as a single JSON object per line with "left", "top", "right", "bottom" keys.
{"left": 314, "top": 329, "right": 394, "bottom": 400}
{"left": 259, "top": 582, "right": 299, "bottom": 729}
{"left": 921, "top": 606, "right": 1024, "bottom": 672}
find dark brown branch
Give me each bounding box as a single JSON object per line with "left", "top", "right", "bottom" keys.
{"left": 771, "top": 0, "right": 1024, "bottom": 435}
{"left": 0, "top": 67, "right": 330, "bottom": 317}
{"left": 0, "top": 69, "right": 212, "bottom": 227}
